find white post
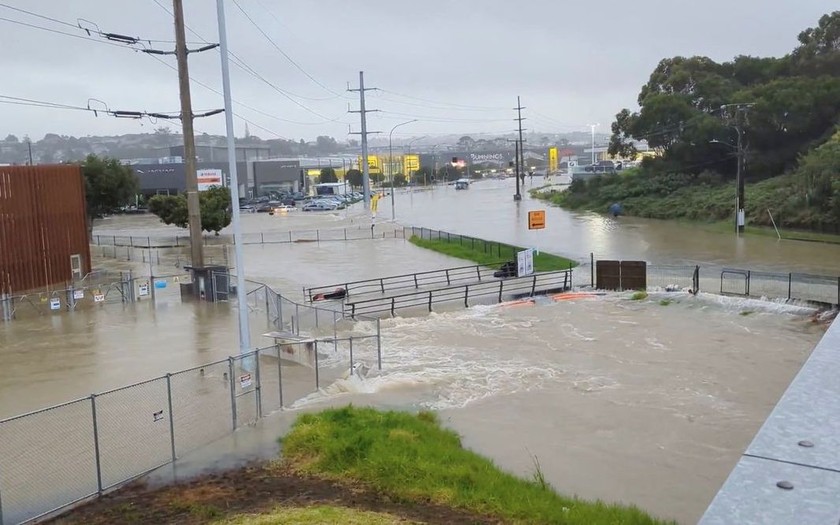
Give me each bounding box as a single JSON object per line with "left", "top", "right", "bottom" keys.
{"left": 216, "top": 0, "right": 251, "bottom": 356}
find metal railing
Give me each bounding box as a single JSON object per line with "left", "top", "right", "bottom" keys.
{"left": 344, "top": 268, "right": 573, "bottom": 318}
{"left": 304, "top": 262, "right": 505, "bottom": 303}
{"left": 721, "top": 268, "right": 840, "bottom": 306}
{"left": 0, "top": 280, "right": 381, "bottom": 525}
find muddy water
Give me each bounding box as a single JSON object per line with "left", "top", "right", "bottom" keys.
{"left": 292, "top": 292, "right": 822, "bottom": 523}
{"left": 1, "top": 196, "right": 833, "bottom": 523}
{"left": 395, "top": 179, "right": 840, "bottom": 273}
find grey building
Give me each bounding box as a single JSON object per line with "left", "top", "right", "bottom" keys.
{"left": 132, "top": 159, "right": 301, "bottom": 199}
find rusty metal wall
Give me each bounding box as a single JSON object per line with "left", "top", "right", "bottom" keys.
{"left": 595, "top": 260, "right": 647, "bottom": 291}
{"left": 0, "top": 165, "right": 91, "bottom": 294}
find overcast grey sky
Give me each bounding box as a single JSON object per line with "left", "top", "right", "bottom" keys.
{"left": 0, "top": 0, "right": 834, "bottom": 142}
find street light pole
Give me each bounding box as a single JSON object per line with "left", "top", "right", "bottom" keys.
{"left": 388, "top": 119, "right": 417, "bottom": 220}
{"left": 589, "top": 123, "right": 600, "bottom": 165}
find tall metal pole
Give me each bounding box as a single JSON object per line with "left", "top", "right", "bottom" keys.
{"left": 388, "top": 120, "right": 416, "bottom": 220}
{"left": 173, "top": 0, "right": 204, "bottom": 270}
{"left": 736, "top": 124, "right": 744, "bottom": 234}
{"left": 359, "top": 71, "right": 371, "bottom": 209}
{"left": 216, "top": 0, "right": 250, "bottom": 354}
{"left": 26, "top": 139, "right": 32, "bottom": 165}
{"left": 590, "top": 124, "right": 599, "bottom": 164}
{"left": 514, "top": 96, "right": 525, "bottom": 201}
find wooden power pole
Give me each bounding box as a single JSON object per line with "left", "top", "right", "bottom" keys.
{"left": 173, "top": 0, "right": 204, "bottom": 269}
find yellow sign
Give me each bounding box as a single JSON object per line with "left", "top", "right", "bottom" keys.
{"left": 528, "top": 210, "right": 546, "bottom": 230}
{"left": 370, "top": 192, "right": 382, "bottom": 217}
{"left": 548, "top": 147, "right": 558, "bottom": 172}
{"left": 358, "top": 155, "right": 382, "bottom": 174}
{"left": 403, "top": 154, "right": 420, "bottom": 175}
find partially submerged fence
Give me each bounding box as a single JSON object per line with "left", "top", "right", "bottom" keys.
{"left": 0, "top": 279, "right": 381, "bottom": 525}
{"left": 91, "top": 226, "right": 406, "bottom": 249}
{"left": 344, "top": 268, "right": 573, "bottom": 317}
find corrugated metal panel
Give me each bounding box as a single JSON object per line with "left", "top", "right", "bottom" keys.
{"left": 0, "top": 165, "right": 91, "bottom": 293}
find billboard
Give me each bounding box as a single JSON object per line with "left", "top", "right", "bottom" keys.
{"left": 358, "top": 155, "right": 382, "bottom": 174}
{"left": 403, "top": 154, "right": 420, "bottom": 174}
{"left": 196, "top": 168, "right": 223, "bottom": 191}
{"left": 548, "top": 147, "right": 558, "bottom": 172}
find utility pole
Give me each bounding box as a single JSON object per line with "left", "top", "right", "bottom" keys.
{"left": 514, "top": 96, "right": 526, "bottom": 201}
{"left": 720, "top": 103, "right": 754, "bottom": 235}
{"left": 348, "top": 72, "right": 380, "bottom": 210}
{"left": 589, "top": 123, "right": 600, "bottom": 164}
{"left": 173, "top": 0, "right": 204, "bottom": 270}
{"left": 26, "top": 139, "right": 32, "bottom": 165}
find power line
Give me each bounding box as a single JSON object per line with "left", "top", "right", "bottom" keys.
{"left": 0, "top": 15, "right": 143, "bottom": 50}
{"left": 378, "top": 110, "right": 511, "bottom": 123}
{"left": 149, "top": 0, "right": 348, "bottom": 119}
{"left": 377, "top": 88, "right": 510, "bottom": 111}
{"left": 229, "top": 0, "right": 346, "bottom": 98}
{"left": 0, "top": 93, "right": 220, "bottom": 120}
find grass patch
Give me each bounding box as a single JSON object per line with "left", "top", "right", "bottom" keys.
{"left": 281, "top": 406, "right": 671, "bottom": 525}
{"left": 659, "top": 299, "right": 672, "bottom": 306}
{"left": 630, "top": 291, "right": 648, "bottom": 301}
{"left": 409, "top": 235, "right": 576, "bottom": 271}
{"left": 740, "top": 310, "right": 754, "bottom": 316}
{"left": 216, "top": 505, "right": 413, "bottom": 524}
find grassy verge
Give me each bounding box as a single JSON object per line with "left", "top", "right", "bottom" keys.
{"left": 533, "top": 170, "right": 840, "bottom": 243}
{"left": 409, "top": 235, "right": 576, "bottom": 271}
{"left": 218, "top": 506, "right": 412, "bottom": 524}
{"left": 282, "top": 406, "right": 672, "bottom": 525}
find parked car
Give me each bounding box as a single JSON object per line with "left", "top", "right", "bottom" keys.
{"left": 303, "top": 201, "right": 338, "bottom": 211}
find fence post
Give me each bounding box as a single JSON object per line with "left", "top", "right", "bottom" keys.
{"left": 391, "top": 297, "right": 396, "bottom": 316}
{"left": 380, "top": 278, "right": 385, "bottom": 294}
{"left": 376, "top": 318, "right": 382, "bottom": 370}
{"left": 746, "top": 270, "right": 751, "bottom": 296}
{"left": 315, "top": 308, "right": 319, "bottom": 328}
{"left": 277, "top": 343, "right": 284, "bottom": 408}
{"left": 531, "top": 275, "right": 537, "bottom": 296}
{"left": 476, "top": 265, "right": 482, "bottom": 281}
{"left": 0, "top": 292, "right": 11, "bottom": 322}
{"left": 464, "top": 285, "right": 469, "bottom": 307}
{"left": 295, "top": 304, "right": 300, "bottom": 335}
{"left": 333, "top": 311, "right": 338, "bottom": 353}
{"left": 344, "top": 228, "right": 348, "bottom": 241}
{"left": 289, "top": 231, "right": 293, "bottom": 243}
{"left": 277, "top": 295, "right": 283, "bottom": 329}
{"left": 314, "top": 340, "right": 320, "bottom": 389}
{"left": 837, "top": 276, "right": 839, "bottom": 307}
{"left": 414, "top": 273, "right": 419, "bottom": 288}
{"left": 445, "top": 269, "right": 451, "bottom": 285}
{"left": 498, "top": 280, "right": 504, "bottom": 303}
{"left": 90, "top": 394, "right": 103, "bottom": 495}
{"left": 255, "top": 350, "right": 263, "bottom": 419}
{"left": 428, "top": 291, "right": 433, "bottom": 312}
{"left": 317, "top": 230, "right": 320, "bottom": 244}
{"left": 349, "top": 336, "right": 354, "bottom": 371}
{"left": 787, "top": 273, "right": 792, "bottom": 300}
{"left": 590, "top": 253, "right": 595, "bottom": 288}
{"left": 228, "top": 357, "right": 237, "bottom": 430}
{"left": 166, "top": 373, "right": 176, "bottom": 462}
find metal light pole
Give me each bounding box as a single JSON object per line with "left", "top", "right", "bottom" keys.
{"left": 589, "top": 123, "right": 600, "bottom": 164}
{"left": 216, "top": 0, "right": 250, "bottom": 354}
{"left": 388, "top": 119, "right": 417, "bottom": 220}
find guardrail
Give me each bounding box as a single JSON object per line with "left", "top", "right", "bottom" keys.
{"left": 344, "top": 268, "right": 573, "bottom": 318}
{"left": 721, "top": 268, "right": 840, "bottom": 306}
{"left": 304, "top": 262, "right": 506, "bottom": 302}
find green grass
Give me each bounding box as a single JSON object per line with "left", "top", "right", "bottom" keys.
{"left": 408, "top": 235, "right": 576, "bottom": 271}
{"left": 216, "top": 506, "right": 412, "bottom": 524}
{"left": 630, "top": 291, "right": 648, "bottom": 301}
{"left": 281, "top": 406, "right": 672, "bottom": 525}
{"left": 659, "top": 299, "right": 672, "bottom": 306}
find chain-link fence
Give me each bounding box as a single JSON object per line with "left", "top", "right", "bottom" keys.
{"left": 0, "top": 332, "right": 381, "bottom": 525}
{"left": 0, "top": 273, "right": 381, "bottom": 524}
{"left": 91, "top": 226, "right": 405, "bottom": 249}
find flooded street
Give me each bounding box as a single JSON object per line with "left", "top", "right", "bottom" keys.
{"left": 2, "top": 186, "right": 837, "bottom": 523}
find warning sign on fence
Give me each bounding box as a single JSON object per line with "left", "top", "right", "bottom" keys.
{"left": 73, "top": 289, "right": 84, "bottom": 300}
{"left": 240, "top": 373, "right": 252, "bottom": 389}
{"left": 138, "top": 282, "right": 150, "bottom": 297}
{"left": 93, "top": 290, "right": 105, "bottom": 303}
{"left": 49, "top": 298, "right": 61, "bottom": 310}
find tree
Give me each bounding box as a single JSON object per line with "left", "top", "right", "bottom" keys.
{"left": 345, "top": 169, "right": 363, "bottom": 188}
{"left": 81, "top": 154, "right": 139, "bottom": 220}
{"left": 393, "top": 174, "right": 407, "bottom": 187}
{"left": 318, "top": 167, "right": 338, "bottom": 183}
{"left": 148, "top": 186, "right": 232, "bottom": 235}
{"left": 4, "top": 134, "right": 18, "bottom": 143}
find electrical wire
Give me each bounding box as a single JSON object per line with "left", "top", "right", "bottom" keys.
{"left": 229, "top": 0, "right": 346, "bottom": 98}
{"left": 377, "top": 88, "right": 510, "bottom": 111}
{"left": 0, "top": 15, "right": 143, "bottom": 50}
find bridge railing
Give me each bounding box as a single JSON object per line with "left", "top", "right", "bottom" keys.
{"left": 344, "top": 268, "right": 573, "bottom": 318}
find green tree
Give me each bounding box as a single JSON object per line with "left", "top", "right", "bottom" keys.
{"left": 318, "top": 167, "right": 338, "bottom": 183}
{"left": 81, "top": 154, "right": 139, "bottom": 219}
{"left": 345, "top": 169, "right": 363, "bottom": 188}
{"left": 393, "top": 174, "right": 407, "bottom": 187}
{"left": 148, "top": 186, "right": 232, "bottom": 235}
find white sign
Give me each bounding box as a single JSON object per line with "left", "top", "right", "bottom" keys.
{"left": 517, "top": 249, "right": 534, "bottom": 277}
{"left": 93, "top": 293, "right": 105, "bottom": 303}
{"left": 197, "top": 168, "right": 224, "bottom": 191}
{"left": 49, "top": 298, "right": 61, "bottom": 310}
{"left": 240, "top": 373, "right": 252, "bottom": 389}
{"left": 138, "top": 282, "right": 150, "bottom": 297}
{"left": 73, "top": 289, "right": 85, "bottom": 300}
